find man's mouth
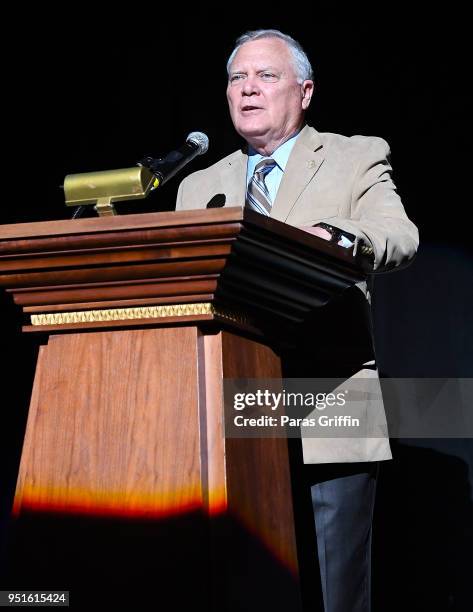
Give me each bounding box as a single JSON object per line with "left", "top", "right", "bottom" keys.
{"left": 241, "top": 105, "right": 262, "bottom": 112}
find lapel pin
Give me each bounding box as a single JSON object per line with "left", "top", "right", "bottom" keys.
{"left": 307, "top": 160, "right": 316, "bottom": 169}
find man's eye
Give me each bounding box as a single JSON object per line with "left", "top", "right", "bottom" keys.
{"left": 260, "top": 72, "right": 278, "bottom": 81}
{"left": 230, "top": 74, "right": 245, "bottom": 83}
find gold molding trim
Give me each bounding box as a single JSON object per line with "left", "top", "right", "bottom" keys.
{"left": 30, "top": 303, "right": 249, "bottom": 327}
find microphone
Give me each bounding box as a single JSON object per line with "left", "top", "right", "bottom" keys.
{"left": 138, "top": 132, "right": 209, "bottom": 189}
{"left": 206, "top": 194, "right": 226, "bottom": 208}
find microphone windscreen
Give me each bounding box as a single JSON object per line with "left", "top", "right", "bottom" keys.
{"left": 187, "top": 132, "right": 209, "bottom": 155}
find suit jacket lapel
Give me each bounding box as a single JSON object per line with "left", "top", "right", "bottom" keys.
{"left": 219, "top": 149, "right": 247, "bottom": 208}
{"left": 270, "top": 125, "right": 325, "bottom": 222}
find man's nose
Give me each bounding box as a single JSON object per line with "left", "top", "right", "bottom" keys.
{"left": 241, "top": 75, "right": 259, "bottom": 96}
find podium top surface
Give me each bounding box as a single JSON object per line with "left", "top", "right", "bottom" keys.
{"left": 0, "top": 208, "right": 243, "bottom": 240}
{"left": 0, "top": 208, "right": 372, "bottom": 333}
{"left": 0, "top": 207, "right": 370, "bottom": 268}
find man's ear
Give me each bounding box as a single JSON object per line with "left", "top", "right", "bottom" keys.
{"left": 301, "top": 80, "right": 315, "bottom": 110}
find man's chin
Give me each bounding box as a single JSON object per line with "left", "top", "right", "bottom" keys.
{"left": 236, "top": 125, "right": 270, "bottom": 146}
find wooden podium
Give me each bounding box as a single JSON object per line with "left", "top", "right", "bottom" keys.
{"left": 0, "top": 208, "right": 369, "bottom": 610}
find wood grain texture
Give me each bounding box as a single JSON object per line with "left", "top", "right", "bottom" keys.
{"left": 12, "top": 278, "right": 219, "bottom": 307}
{"left": 197, "top": 331, "right": 226, "bottom": 515}
{"left": 0, "top": 207, "right": 244, "bottom": 241}
{"left": 0, "top": 243, "right": 232, "bottom": 271}
{"left": 14, "top": 327, "right": 203, "bottom": 517}
{"left": 0, "top": 258, "right": 227, "bottom": 288}
{"left": 23, "top": 293, "right": 216, "bottom": 313}
{"left": 221, "top": 331, "right": 300, "bottom": 579}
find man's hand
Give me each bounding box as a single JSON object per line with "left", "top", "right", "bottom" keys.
{"left": 300, "top": 225, "right": 356, "bottom": 248}
{"left": 300, "top": 225, "right": 332, "bottom": 240}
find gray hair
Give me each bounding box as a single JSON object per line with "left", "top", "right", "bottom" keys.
{"left": 226, "top": 29, "right": 314, "bottom": 83}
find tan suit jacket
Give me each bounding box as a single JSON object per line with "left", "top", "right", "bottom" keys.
{"left": 176, "top": 124, "right": 419, "bottom": 463}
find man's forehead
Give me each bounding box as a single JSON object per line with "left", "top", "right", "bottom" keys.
{"left": 230, "top": 38, "right": 292, "bottom": 71}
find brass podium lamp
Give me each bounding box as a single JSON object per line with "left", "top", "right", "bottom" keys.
{"left": 64, "top": 166, "right": 156, "bottom": 217}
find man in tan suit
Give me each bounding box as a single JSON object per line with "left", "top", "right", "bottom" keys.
{"left": 176, "top": 29, "right": 418, "bottom": 612}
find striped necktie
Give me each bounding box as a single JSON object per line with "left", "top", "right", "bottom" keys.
{"left": 246, "top": 158, "right": 277, "bottom": 216}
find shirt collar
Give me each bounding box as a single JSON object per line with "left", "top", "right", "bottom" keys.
{"left": 247, "top": 130, "right": 301, "bottom": 176}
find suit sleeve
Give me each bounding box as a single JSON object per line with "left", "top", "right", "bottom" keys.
{"left": 175, "top": 177, "right": 185, "bottom": 211}
{"left": 330, "top": 137, "right": 419, "bottom": 271}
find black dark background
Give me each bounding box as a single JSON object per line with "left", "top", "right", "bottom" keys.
{"left": 1, "top": 9, "right": 471, "bottom": 611}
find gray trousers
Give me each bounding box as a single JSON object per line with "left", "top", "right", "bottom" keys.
{"left": 305, "top": 462, "right": 379, "bottom": 612}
